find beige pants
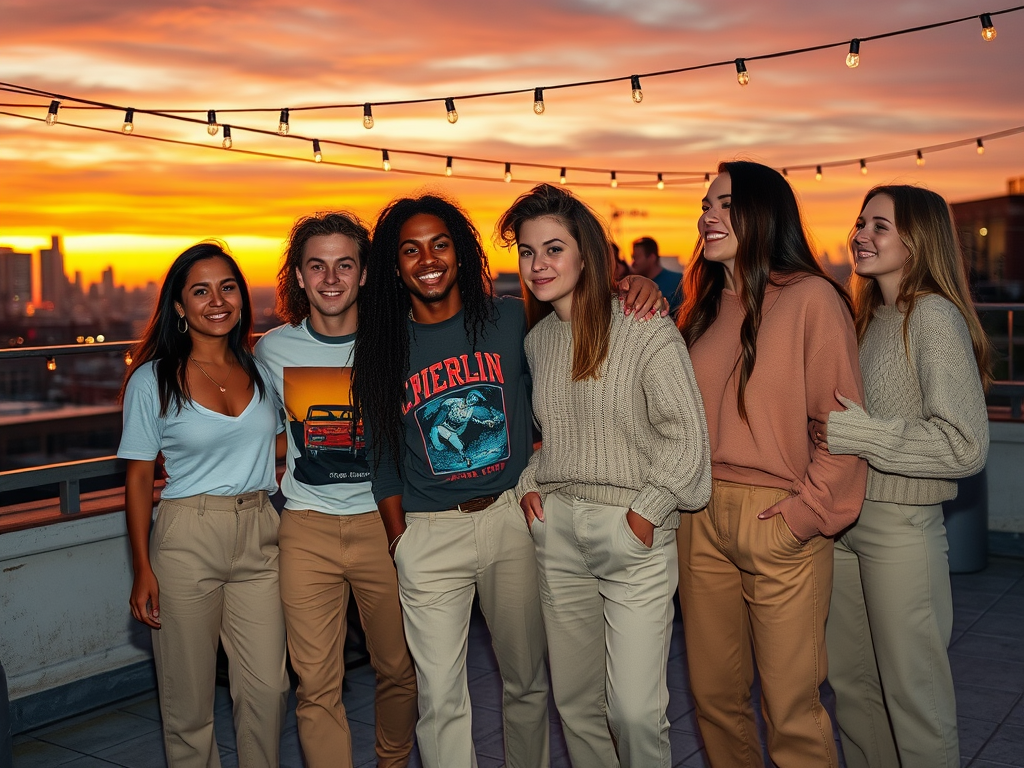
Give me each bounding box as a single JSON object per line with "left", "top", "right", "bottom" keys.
{"left": 828, "top": 500, "right": 958, "bottom": 768}
{"left": 533, "top": 491, "right": 678, "bottom": 768}
{"left": 279, "top": 508, "right": 417, "bottom": 768}
{"left": 394, "top": 489, "right": 550, "bottom": 768}
{"left": 677, "top": 479, "right": 837, "bottom": 768}
{"left": 149, "top": 491, "right": 289, "bottom": 768}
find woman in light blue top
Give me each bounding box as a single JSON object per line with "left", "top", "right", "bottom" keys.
{"left": 118, "top": 242, "right": 288, "bottom": 768}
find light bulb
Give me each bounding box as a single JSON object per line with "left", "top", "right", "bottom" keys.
{"left": 363, "top": 103, "right": 374, "bottom": 129}
{"left": 916, "top": 150, "right": 925, "bottom": 167}
{"left": 124, "top": 350, "right": 133, "bottom": 366}
{"left": 657, "top": 173, "right": 665, "bottom": 190}
{"left": 207, "top": 110, "right": 218, "bottom": 136}
{"left": 382, "top": 149, "right": 391, "bottom": 171}
{"left": 278, "top": 108, "right": 289, "bottom": 136}
{"left": 504, "top": 162, "right": 512, "bottom": 183}
{"left": 977, "top": 138, "right": 985, "bottom": 155}
{"left": 313, "top": 139, "right": 322, "bottom": 163}
{"left": 122, "top": 108, "right": 134, "bottom": 134}
{"left": 610, "top": 172, "right": 618, "bottom": 189}
{"left": 847, "top": 39, "right": 860, "bottom": 68}
{"left": 735, "top": 59, "right": 749, "bottom": 86}
{"left": 782, "top": 168, "right": 788, "bottom": 177}
{"left": 222, "top": 125, "right": 232, "bottom": 149}
{"left": 46, "top": 356, "right": 56, "bottom": 371}
{"left": 559, "top": 167, "right": 567, "bottom": 185}
{"left": 860, "top": 159, "right": 868, "bottom": 175}
{"left": 445, "top": 98, "right": 458, "bottom": 124}
{"left": 630, "top": 75, "right": 643, "bottom": 103}
{"left": 980, "top": 13, "right": 997, "bottom": 41}
{"left": 445, "top": 156, "right": 453, "bottom": 177}
{"left": 533, "top": 87, "right": 545, "bottom": 114}
{"left": 704, "top": 173, "right": 711, "bottom": 190}
{"left": 815, "top": 166, "right": 823, "bottom": 181}
{"left": 45, "top": 100, "right": 60, "bottom": 126}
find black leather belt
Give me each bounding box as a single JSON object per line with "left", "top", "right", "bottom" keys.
{"left": 455, "top": 495, "right": 497, "bottom": 513}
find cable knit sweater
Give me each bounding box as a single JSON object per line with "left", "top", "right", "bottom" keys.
{"left": 515, "top": 306, "right": 712, "bottom": 529}
{"left": 827, "top": 294, "right": 989, "bottom": 504}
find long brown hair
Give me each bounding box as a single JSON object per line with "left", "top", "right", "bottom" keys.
{"left": 850, "top": 184, "right": 992, "bottom": 389}
{"left": 678, "top": 160, "right": 852, "bottom": 421}
{"left": 497, "top": 183, "right": 613, "bottom": 381}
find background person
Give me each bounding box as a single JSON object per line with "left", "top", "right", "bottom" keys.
{"left": 119, "top": 242, "right": 288, "bottom": 768}
{"left": 631, "top": 236, "right": 682, "bottom": 318}
{"left": 676, "top": 161, "right": 867, "bottom": 767}
{"left": 502, "top": 183, "right": 711, "bottom": 768}
{"left": 812, "top": 185, "right": 990, "bottom": 768}
{"left": 255, "top": 212, "right": 417, "bottom": 768}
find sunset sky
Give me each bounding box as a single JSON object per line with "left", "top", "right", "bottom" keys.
{"left": 2, "top": 0, "right": 1022, "bottom": 289}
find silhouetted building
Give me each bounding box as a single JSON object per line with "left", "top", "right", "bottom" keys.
{"left": 952, "top": 176, "right": 1024, "bottom": 301}
{"left": 39, "top": 235, "right": 69, "bottom": 308}
{"left": 0, "top": 247, "right": 33, "bottom": 317}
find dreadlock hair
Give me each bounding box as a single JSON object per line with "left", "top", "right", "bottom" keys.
{"left": 275, "top": 211, "right": 371, "bottom": 325}
{"left": 497, "top": 183, "right": 614, "bottom": 380}
{"left": 352, "top": 193, "right": 495, "bottom": 470}
{"left": 849, "top": 184, "right": 992, "bottom": 390}
{"left": 119, "top": 241, "right": 266, "bottom": 415}
{"left": 678, "top": 160, "right": 852, "bottom": 422}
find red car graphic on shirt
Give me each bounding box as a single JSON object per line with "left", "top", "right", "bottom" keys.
{"left": 303, "top": 405, "right": 365, "bottom": 460}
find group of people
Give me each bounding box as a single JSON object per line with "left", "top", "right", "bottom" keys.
{"left": 118, "top": 159, "right": 990, "bottom": 768}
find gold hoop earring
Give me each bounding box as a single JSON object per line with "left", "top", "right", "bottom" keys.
{"left": 177, "top": 315, "right": 188, "bottom": 333}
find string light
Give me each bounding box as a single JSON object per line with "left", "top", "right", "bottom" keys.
{"left": 608, "top": 171, "right": 617, "bottom": 188}
{"left": 45, "top": 99, "right": 60, "bottom": 126}
{"left": 847, "top": 39, "right": 861, "bottom": 68}
{"left": 782, "top": 168, "right": 789, "bottom": 177}
{"left": 278, "top": 108, "right": 289, "bottom": 135}
{"left": 46, "top": 356, "right": 56, "bottom": 371}
{"left": 559, "top": 167, "right": 567, "bottom": 184}
{"left": 312, "top": 139, "right": 322, "bottom": 162}
{"left": 735, "top": 59, "right": 749, "bottom": 86}
{"left": 916, "top": 149, "right": 925, "bottom": 166}
{"left": 977, "top": 138, "right": 985, "bottom": 155}
{"left": 445, "top": 156, "right": 453, "bottom": 176}
{"left": 533, "top": 88, "right": 545, "bottom": 115}
{"left": 206, "top": 110, "right": 218, "bottom": 136}
{"left": 382, "top": 149, "right": 391, "bottom": 171}
{"left": 860, "top": 159, "right": 868, "bottom": 174}
{"left": 445, "top": 97, "right": 458, "bottom": 124}
{"left": 630, "top": 75, "right": 643, "bottom": 103}
{"left": 363, "top": 103, "right": 374, "bottom": 129}
{"left": 504, "top": 162, "right": 513, "bottom": 183}
{"left": 704, "top": 173, "right": 711, "bottom": 190}
{"left": 124, "top": 350, "right": 133, "bottom": 366}
{"left": 657, "top": 173, "right": 665, "bottom": 190}
{"left": 815, "top": 165, "right": 823, "bottom": 181}
{"left": 222, "top": 125, "right": 232, "bottom": 149}
{"left": 980, "top": 13, "right": 997, "bottom": 40}
{"left": 122, "top": 108, "right": 134, "bottom": 134}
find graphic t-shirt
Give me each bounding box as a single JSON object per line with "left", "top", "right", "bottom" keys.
{"left": 371, "top": 297, "right": 533, "bottom": 512}
{"left": 255, "top": 320, "right": 375, "bottom": 515}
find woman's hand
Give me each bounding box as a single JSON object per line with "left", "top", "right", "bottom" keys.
{"left": 617, "top": 275, "right": 669, "bottom": 320}
{"left": 756, "top": 504, "right": 809, "bottom": 543}
{"left": 520, "top": 491, "right": 544, "bottom": 530}
{"left": 625, "top": 509, "right": 655, "bottom": 547}
{"left": 130, "top": 566, "right": 161, "bottom": 629}
{"left": 809, "top": 418, "right": 828, "bottom": 450}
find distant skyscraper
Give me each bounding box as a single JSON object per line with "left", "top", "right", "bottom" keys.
{"left": 40, "top": 235, "right": 68, "bottom": 308}
{"left": 952, "top": 178, "right": 1024, "bottom": 300}
{"left": 1, "top": 246, "right": 33, "bottom": 315}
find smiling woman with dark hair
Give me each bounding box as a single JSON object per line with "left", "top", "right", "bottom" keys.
{"left": 118, "top": 242, "right": 288, "bottom": 768}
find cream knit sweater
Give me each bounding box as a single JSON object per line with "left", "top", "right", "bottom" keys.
{"left": 515, "top": 307, "right": 712, "bottom": 529}
{"left": 827, "top": 294, "right": 989, "bottom": 504}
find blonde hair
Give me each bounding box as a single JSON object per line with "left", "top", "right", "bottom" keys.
{"left": 850, "top": 185, "right": 992, "bottom": 389}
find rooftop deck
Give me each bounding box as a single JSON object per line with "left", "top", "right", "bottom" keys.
{"left": 11, "top": 554, "right": 1024, "bottom": 768}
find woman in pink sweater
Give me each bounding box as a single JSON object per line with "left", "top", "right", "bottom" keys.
{"left": 676, "top": 161, "right": 867, "bottom": 767}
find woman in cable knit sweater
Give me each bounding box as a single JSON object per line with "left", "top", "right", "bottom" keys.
{"left": 677, "top": 161, "right": 867, "bottom": 768}
{"left": 811, "top": 185, "right": 991, "bottom": 768}
{"left": 499, "top": 183, "right": 711, "bottom": 768}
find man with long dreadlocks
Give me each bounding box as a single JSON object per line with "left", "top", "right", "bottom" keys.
{"left": 351, "top": 193, "right": 663, "bottom": 768}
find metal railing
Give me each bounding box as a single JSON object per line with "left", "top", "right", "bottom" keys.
{"left": 0, "top": 457, "right": 125, "bottom": 514}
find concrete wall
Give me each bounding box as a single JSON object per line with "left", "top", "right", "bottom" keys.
{"left": 988, "top": 421, "right": 1024, "bottom": 533}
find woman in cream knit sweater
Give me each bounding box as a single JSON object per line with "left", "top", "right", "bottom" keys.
{"left": 499, "top": 183, "right": 711, "bottom": 768}
{"left": 813, "top": 185, "right": 991, "bottom": 768}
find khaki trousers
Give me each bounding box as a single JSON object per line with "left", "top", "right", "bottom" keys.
{"left": 827, "top": 500, "right": 958, "bottom": 768}
{"left": 677, "top": 480, "right": 837, "bottom": 768}
{"left": 149, "top": 491, "right": 288, "bottom": 768}
{"left": 534, "top": 491, "right": 677, "bottom": 768}
{"left": 279, "top": 508, "right": 417, "bottom": 768}
{"left": 394, "top": 489, "right": 550, "bottom": 768}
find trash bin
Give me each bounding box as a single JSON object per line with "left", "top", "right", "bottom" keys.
{"left": 943, "top": 467, "right": 988, "bottom": 574}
